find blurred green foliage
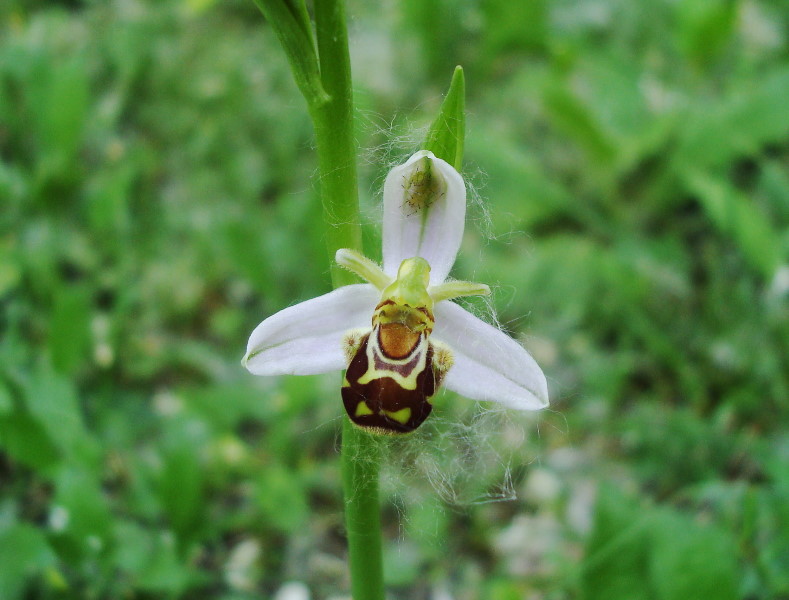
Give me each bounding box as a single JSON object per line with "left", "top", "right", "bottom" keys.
{"left": 1, "top": 0, "right": 788, "bottom": 598}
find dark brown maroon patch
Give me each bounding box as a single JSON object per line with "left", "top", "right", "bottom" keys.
{"left": 342, "top": 333, "right": 436, "bottom": 434}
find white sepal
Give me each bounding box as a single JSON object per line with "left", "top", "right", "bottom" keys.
{"left": 432, "top": 301, "right": 549, "bottom": 410}
{"left": 382, "top": 150, "right": 466, "bottom": 285}
{"left": 244, "top": 284, "right": 379, "bottom": 376}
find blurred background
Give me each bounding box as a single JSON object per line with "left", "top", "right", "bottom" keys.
{"left": 1, "top": 0, "right": 788, "bottom": 598}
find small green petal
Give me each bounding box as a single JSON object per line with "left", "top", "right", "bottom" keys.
{"left": 429, "top": 280, "right": 490, "bottom": 303}
{"left": 335, "top": 248, "right": 392, "bottom": 290}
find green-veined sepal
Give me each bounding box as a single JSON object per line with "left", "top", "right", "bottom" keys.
{"left": 382, "top": 151, "right": 466, "bottom": 285}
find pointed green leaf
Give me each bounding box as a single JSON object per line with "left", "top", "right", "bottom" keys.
{"left": 0, "top": 382, "right": 12, "bottom": 415}
{"left": 649, "top": 510, "right": 739, "bottom": 600}
{"left": 252, "top": 0, "right": 329, "bottom": 106}
{"left": 684, "top": 170, "right": 782, "bottom": 278}
{"left": 543, "top": 81, "right": 616, "bottom": 165}
{"left": 423, "top": 65, "right": 466, "bottom": 171}
{"left": 0, "top": 524, "right": 56, "bottom": 599}
{"left": 675, "top": 0, "right": 737, "bottom": 66}
{"left": 0, "top": 409, "right": 60, "bottom": 472}
{"left": 582, "top": 485, "right": 653, "bottom": 600}
{"left": 677, "top": 67, "right": 789, "bottom": 170}
{"left": 114, "top": 521, "right": 192, "bottom": 595}
{"left": 53, "top": 465, "right": 112, "bottom": 547}
{"left": 255, "top": 463, "right": 309, "bottom": 534}
{"left": 23, "top": 363, "right": 96, "bottom": 462}
{"left": 49, "top": 285, "right": 91, "bottom": 375}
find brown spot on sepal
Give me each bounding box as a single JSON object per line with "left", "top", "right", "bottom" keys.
{"left": 402, "top": 163, "right": 444, "bottom": 217}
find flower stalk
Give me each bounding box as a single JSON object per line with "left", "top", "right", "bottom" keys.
{"left": 341, "top": 420, "right": 385, "bottom": 600}
{"left": 308, "top": 3, "right": 385, "bottom": 596}
{"left": 251, "top": 0, "right": 383, "bottom": 597}
{"left": 310, "top": 0, "right": 363, "bottom": 288}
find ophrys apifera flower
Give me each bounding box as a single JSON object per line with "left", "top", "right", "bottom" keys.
{"left": 244, "top": 150, "right": 548, "bottom": 434}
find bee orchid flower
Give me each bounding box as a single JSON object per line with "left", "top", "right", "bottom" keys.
{"left": 243, "top": 150, "right": 548, "bottom": 434}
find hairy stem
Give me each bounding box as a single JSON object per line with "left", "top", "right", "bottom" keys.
{"left": 310, "top": 0, "right": 362, "bottom": 289}
{"left": 341, "top": 419, "right": 385, "bottom": 600}
{"left": 309, "top": 1, "right": 385, "bottom": 598}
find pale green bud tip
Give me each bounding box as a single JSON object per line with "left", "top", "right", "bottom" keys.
{"left": 381, "top": 257, "right": 433, "bottom": 309}
{"left": 397, "top": 256, "right": 431, "bottom": 286}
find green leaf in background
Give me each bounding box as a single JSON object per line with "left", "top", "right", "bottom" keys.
{"left": 156, "top": 420, "right": 210, "bottom": 542}
{"left": 0, "top": 523, "right": 56, "bottom": 599}
{"left": 480, "top": 0, "right": 547, "bottom": 58}
{"left": 581, "top": 485, "right": 652, "bottom": 600}
{"left": 423, "top": 65, "right": 465, "bottom": 171}
{"left": 48, "top": 285, "right": 92, "bottom": 375}
{"left": 649, "top": 510, "right": 739, "bottom": 600}
{"left": 183, "top": 383, "right": 279, "bottom": 431}
{"left": 0, "top": 409, "right": 60, "bottom": 472}
{"left": 760, "top": 160, "right": 789, "bottom": 223}
{"left": 85, "top": 161, "right": 135, "bottom": 240}
{"left": 677, "top": 67, "right": 789, "bottom": 171}
{"left": 543, "top": 80, "right": 616, "bottom": 166}
{"left": 114, "top": 521, "right": 193, "bottom": 595}
{"left": 569, "top": 53, "right": 677, "bottom": 178}
{"left": 759, "top": 486, "right": 789, "bottom": 594}
{"left": 685, "top": 170, "right": 783, "bottom": 278}
{"left": 52, "top": 465, "right": 112, "bottom": 551}
{"left": 26, "top": 54, "right": 90, "bottom": 188}
{"left": 756, "top": 437, "right": 789, "bottom": 593}
{"left": 675, "top": 0, "right": 737, "bottom": 66}
{"left": 22, "top": 362, "right": 96, "bottom": 463}
{"left": 404, "top": 496, "right": 449, "bottom": 561}
{"left": 483, "top": 578, "right": 524, "bottom": 600}
{"left": 223, "top": 217, "right": 279, "bottom": 300}
{"left": 583, "top": 486, "right": 742, "bottom": 600}
{"left": 255, "top": 463, "right": 309, "bottom": 534}
{"left": 466, "top": 132, "right": 572, "bottom": 232}
{"left": 382, "top": 539, "right": 421, "bottom": 586}
{"left": 0, "top": 238, "right": 22, "bottom": 298}
{"left": 0, "top": 381, "right": 12, "bottom": 415}
{"left": 400, "top": 0, "right": 464, "bottom": 85}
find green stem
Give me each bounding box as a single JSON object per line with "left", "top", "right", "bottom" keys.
{"left": 310, "top": 0, "right": 362, "bottom": 289}
{"left": 341, "top": 419, "right": 385, "bottom": 600}
{"left": 308, "top": 1, "right": 385, "bottom": 598}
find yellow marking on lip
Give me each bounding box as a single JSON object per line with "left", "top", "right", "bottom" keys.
{"left": 384, "top": 407, "right": 412, "bottom": 425}
{"left": 355, "top": 401, "right": 374, "bottom": 417}
{"left": 357, "top": 327, "right": 427, "bottom": 390}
